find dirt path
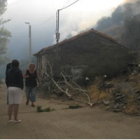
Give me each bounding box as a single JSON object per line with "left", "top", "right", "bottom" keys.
{"left": 0, "top": 84, "right": 140, "bottom": 139}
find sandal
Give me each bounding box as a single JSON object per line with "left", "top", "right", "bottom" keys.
{"left": 31, "top": 104, "right": 35, "bottom": 107}
{"left": 8, "top": 120, "right": 13, "bottom": 123}
{"left": 14, "top": 120, "right": 21, "bottom": 123}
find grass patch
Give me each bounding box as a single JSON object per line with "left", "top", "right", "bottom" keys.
{"left": 68, "top": 105, "right": 82, "bottom": 109}
{"left": 37, "top": 106, "right": 55, "bottom": 112}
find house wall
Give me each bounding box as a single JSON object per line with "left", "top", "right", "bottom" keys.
{"left": 37, "top": 55, "right": 49, "bottom": 78}
{"left": 42, "top": 55, "right": 47, "bottom": 72}
{"left": 36, "top": 56, "right": 42, "bottom": 77}
{"left": 36, "top": 31, "right": 131, "bottom": 80}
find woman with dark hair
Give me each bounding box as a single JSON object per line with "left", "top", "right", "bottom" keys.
{"left": 23, "top": 63, "right": 40, "bottom": 107}
{"left": 6, "top": 59, "right": 23, "bottom": 123}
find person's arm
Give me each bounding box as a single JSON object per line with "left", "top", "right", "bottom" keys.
{"left": 23, "top": 70, "right": 29, "bottom": 78}
{"left": 5, "top": 63, "right": 11, "bottom": 85}
{"left": 18, "top": 70, "right": 24, "bottom": 90}
{"left": 5, "top": 72, "right": 9, "bottom": 88}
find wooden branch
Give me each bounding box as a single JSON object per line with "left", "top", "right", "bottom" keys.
{"left": 41, "top": 65, "right": 93, "bottom": 106}
{"left": 46, "top": 61, "right": 53, "bottom": 76}
{"left": 61, "top": 72, "right": 93, "bottom": 106}
{"left": 43, "top": 71, "right": 72, "bottom": 99}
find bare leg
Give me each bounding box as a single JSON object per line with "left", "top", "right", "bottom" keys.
{"left": 7, "top": 106, "right": 10, "bottom": 115}
{"left": 14, "top": 104, "right": 19, "bottom": 121}
{"left": 8, "top": 104, "right": 14, "bottom": 120}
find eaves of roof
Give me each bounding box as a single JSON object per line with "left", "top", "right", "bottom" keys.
{"left": 34, "top": 28, "right": 129, "bottom": 56}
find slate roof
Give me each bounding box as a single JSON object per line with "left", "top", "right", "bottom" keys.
{"left": 34, "top": 28, "right": 128, "bottom": 56}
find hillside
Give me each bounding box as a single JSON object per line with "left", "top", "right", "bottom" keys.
{"left": 89, "top": 67, "right": 140, "bottom": 115}
{"left": 91, "top": 1, "right": 140, "bottom": 115}
{"left": 95, "top": 1, "right": 140, "bottom": 51}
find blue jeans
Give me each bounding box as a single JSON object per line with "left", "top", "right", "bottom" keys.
{"left": 25, "top": 87, "right": 36, "bottom": 102}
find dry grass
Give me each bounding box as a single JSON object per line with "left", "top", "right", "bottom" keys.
{"left": 124, "top": 105, "right": 139, "bottom": 115}
{"left": 89, "top": 74, "right": 140, "bottom": 115}
{"left": 123, "top": 95, "right": 139, "bottom": 115}
{"left": 89, "top": 84, "right": 111, "bottom": 103}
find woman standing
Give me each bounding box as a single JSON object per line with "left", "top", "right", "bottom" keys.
{"left": 5, "top": 62, "right": 12, "bottom": 104}
{"left": 6, "top": 60, "right": 23, "bottom": 123}
{"left": 23, "top": 63, "right": 40, "bottom": 107}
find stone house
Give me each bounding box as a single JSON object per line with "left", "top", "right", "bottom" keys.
{"left": 34, "top": 28, "right": 134, "bottom": 81}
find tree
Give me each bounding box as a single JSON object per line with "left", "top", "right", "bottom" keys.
{"left": 0, "top": 0, "right": 11, "bottom": 65}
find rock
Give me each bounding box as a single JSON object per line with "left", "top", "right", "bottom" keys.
{"left": 115, "top": 95, "right": 125, "bottom": 101}
{"left": 114, "top": 109, "right": 122, "bottom": 112}
{"left": 137, "top": 96, "right": 140, "bottom": 100}
{"left": 114, "top": 103, "right": 120, "bottom": 109}
{"left": 115, "top": 93, "right": 122, "bottom": 96}
{"left": 105, "top": 106, "right": 111, "bottom": 110}
{"left": 103, "top": 100, "right": 110, "bottom": 105}
{"left": 105, "top": 83, "right": 114, "bottom": 88}
{"left": 122, "top": 106, "right": 126, "bottom": 110}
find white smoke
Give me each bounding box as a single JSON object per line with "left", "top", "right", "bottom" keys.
{"left": 123, "top": 0, "right": 138, "bottom": 3}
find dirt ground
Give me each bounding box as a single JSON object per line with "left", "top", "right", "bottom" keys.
{"left": 0, "top": 84, "right": 140, "bottom": 139}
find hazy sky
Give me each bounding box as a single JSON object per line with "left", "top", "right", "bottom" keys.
{"left": 5, "top": 0, "right": 125, "bottom": 31}
{"left": 3, "top": 0, "right": 127, "bottom": 59}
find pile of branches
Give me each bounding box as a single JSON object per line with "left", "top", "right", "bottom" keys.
{"left": 39, "top": 61, "right": 93, "bottom": 106}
